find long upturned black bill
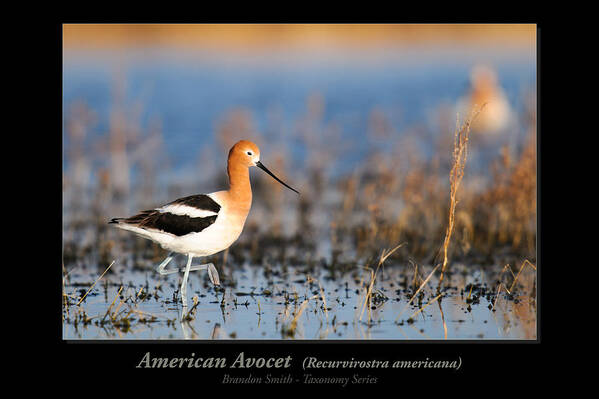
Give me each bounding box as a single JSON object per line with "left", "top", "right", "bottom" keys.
{"left": 256, "top": 161, "right": 300, "bottom": 194}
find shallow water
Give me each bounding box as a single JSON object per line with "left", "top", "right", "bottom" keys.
{"left": 62, "top": 260, "right": 536, "bottom": 340}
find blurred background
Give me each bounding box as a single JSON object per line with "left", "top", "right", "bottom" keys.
{"left": 62, "top": 24, "right": 537, "bottom": 271}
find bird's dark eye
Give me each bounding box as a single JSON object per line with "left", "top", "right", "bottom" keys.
{"left": 247, "top": 151, "right": 253, "bottom": 156}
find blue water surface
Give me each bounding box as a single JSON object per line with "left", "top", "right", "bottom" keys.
{"left": 63, "top": 46, "right": 536, "bottom": 177}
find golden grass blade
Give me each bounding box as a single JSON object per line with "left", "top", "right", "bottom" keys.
{"left": 76, "top": 260, "right": 115, "bottom": 306}
{"left": 409, "top": 259, "right": 423, "bottom": 291}
{"left": 493, "top": 283, "right": 505, "bottom": 310}
{"left": 359, "top": 268, "right": 374, "bottom": 321}
{"left": 408, "top": 293, "right": 442, "bottom": 321}
{"left": 289, "top": 294, "right": 318, "bottom": 333}
{"left": 438, "top": 301, "right": 448, "bottom": 339}
{"left": 102, "top": 285, "right": 123, "bottom": 322}
{"left": 359, "top": 243, "right": 405, "bottom": 322}
{"left": 379, "top": 242, "right": 406, "bottom": 265}
{"left": 128, "top": 308, "right": 162, "bottom": 321}
{"left": 508, "top": 259, "right": 537, "bottom": 293}
{"left": 319, "top": 284, "right": 329, "bottom": 323}
{"left": 396, "top": 263, "right": 441, "bottom": 321}
{"left": 466, "top": 284, "right": 473, "bottom": 301}
{"left": 437, "top": 105, "right": 485, "bottom": 290}
{"left": 111, "top": 301, "right": 125, "bottom": 320}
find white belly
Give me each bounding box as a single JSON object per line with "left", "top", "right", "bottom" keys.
{"left": 160, "top": 211, "right": 247, "bottom": 257}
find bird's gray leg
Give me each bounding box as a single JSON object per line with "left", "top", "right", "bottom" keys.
{"left": 156, "top": 252, "right": 180, "bottom": 275}
{"left": 188, "top": 263, "right": 220, "bottom": 286}
{"left": 156, "top": 253, "right": 219, "bottom": 285}
{"left": 180, "top": 254, "right": 193, "bottom": 309}
{"left": 188, "top": 264, "right": 210, "bottom": 271}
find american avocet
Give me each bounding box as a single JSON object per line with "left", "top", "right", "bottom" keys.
{"left": 109, "top": 140, "right": 299, "bottom": 309}
{"left": 457, "top": 64, "right": 513, "bottom": 134}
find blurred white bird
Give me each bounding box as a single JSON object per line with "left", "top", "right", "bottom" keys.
{"left": 457, "top": 64, "right": 514, "bottom": 135}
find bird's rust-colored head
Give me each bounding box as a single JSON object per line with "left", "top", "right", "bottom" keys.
{"left": 228, "top": 140, "right": 261, "bottom": 168}
{"left": 228, "top": 140, "right": 299, "bottom": 194}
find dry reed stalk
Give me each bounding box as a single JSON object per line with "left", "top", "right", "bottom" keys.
{"left": 359, "top": 268, "right": 374, "bottom": 322}
{"left": 359, "top": 243, "right": 405, "bottom": 322}
{"left": 129, "top": 308, "right": 162, "bottom": 321}
{"left": 111, "top": 301, "right": 125, "bottom": 320}
{"left": 437, "top": 106, "right": 484, "bottom": 290}
{"left": 123, "top": 308, "right": 135, "bottom": 321}
{"left": 438, "top": 301, "right": 448, "bottom": 339}
{"left": 76, "top": 260, "right": 115, "bottom": 306}
{"left": 508, "top": 259, "right": 536, "bottom": 293}
{"left": 466, "top": 284, "right": 473, "bottom": 301}
{"left": 504, "top": 263, "right": 517, "bottom": 280}
{"left": 102, "top": 285, "right": 123, "bottom": 322}
{"left": 409, "top": 259, "right": 423, "bottom": 290}
{"left": 288, "top": 294, "right": 318, "bottom": 334}
{"left": 257, "top": 298, "right": 262, "bottom": 327}
{"left": 114, "top": 326, "right": 123, "bottom": 339}
{"left": 183, "top": 296, "right": 201, "bottom": 320}
{"left": 396, "top": 263, "right": 441, "bottom": 321}
{"left": 495, "top": 264, "right": 514, "bottom": 294}
{"left": 211, "top": 323, "right": 222, "bottom": 340}
{"left": 408, "top": 293, "right": 442, "bottom": 320}
{"left": 319, "top": 284, "right": 329, "bottom": 323}
{"left": 493, "top": 283, "right": 506, "bottom": 309}
{"left": 354, "top": 269, "right": 368, "bottom": 319}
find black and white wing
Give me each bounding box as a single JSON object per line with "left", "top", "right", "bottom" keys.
{"left": 110, "top": 194, "right": 221, "bottom": 237}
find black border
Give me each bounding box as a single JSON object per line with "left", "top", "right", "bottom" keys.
{"left": 54, "top": 22, "right": 545, "bottom": 388}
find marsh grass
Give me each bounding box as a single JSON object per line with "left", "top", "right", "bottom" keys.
{"left": 76, "top": 260, "right": 115, "bottom": 306}
{"left": 62, "top": 258, "right": 536, "bottom": 339}
{"left": 437, "top": 105, "right": 484, "bottom": 290}
{"left": 282, "top": 294, "right": 319, "bottom": 338}
{"left": 63, "top": 79, "right": 535, "bottom": 269}
{"left": 492, "top": 259, "right": 536, "bottom": 310}
{"left": 408, "top": 293, "right": 442, "bottom": 321}
{"left": 396, "top": 263, "right": 441, "bottom": 322}
{"left": 358, "top": 243, "right": 405, "bottom": 324}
